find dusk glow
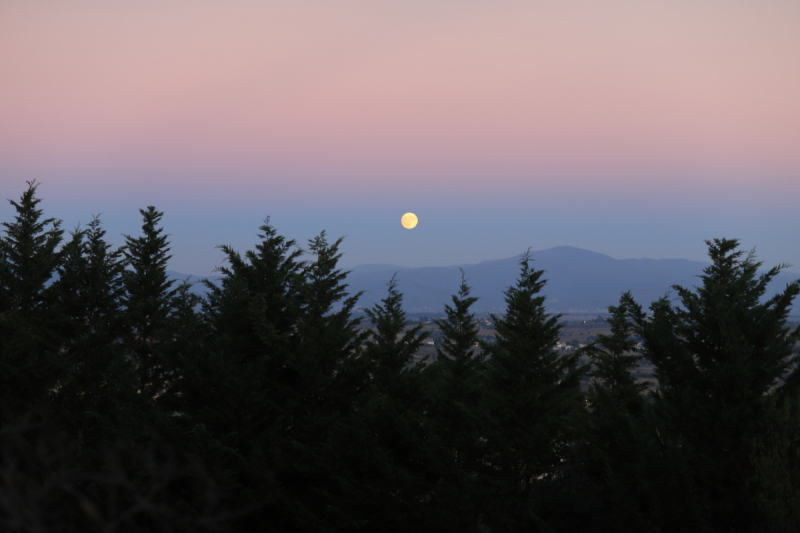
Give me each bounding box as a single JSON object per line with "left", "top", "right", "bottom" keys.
{"left": 2, "top": 1, "right": 798, "bottom": 274}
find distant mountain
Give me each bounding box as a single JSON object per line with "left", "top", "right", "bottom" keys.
{"left": 342, "top": 246, "right": 800, "bottom": 315}
{"left": 165, "top": 248, "right": 800, "bottom": 315}
{"left": 348, "top": 263, "right": 412, "bottom": 275}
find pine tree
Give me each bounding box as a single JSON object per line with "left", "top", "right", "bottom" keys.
{"left": 482, "top": 253, "right": 587, "bottom": 530}
{"left": 0, "top": 181, "right": 65, "bottom": 414}
{"left": 636, "top": 238, "right": 800, "bottom": 531}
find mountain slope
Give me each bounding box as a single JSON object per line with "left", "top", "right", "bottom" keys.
{"left": 343, "top": 247, "right": 800, "bottom": 314}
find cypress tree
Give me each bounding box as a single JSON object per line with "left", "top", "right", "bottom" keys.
{"left": 636, "top": 238, "right": 800, "bottom": 531}
{"left": 51, "top": 216, "right": 127, "bottom": 443}
{"left": 343, "top": 275, "right": 438, "bottom": 530}
{"left": 583, "top": 292, "right": 653, "bottom": 531}
{"left": 587, "top": 292, "right": 648, "bottom": 404}
{"left": 274, "top": 232, "right": 368, "bottom": 532}
{"left": 121, "top": 206, "right": 178, "bottom": 397}
{"left": 482, "top": 253, "right": 587, "bottom": 530}
{"left": 363, "top": 275, "right": 428, "bottom": 383}
{"left": 425, "top": 271, "right": 487, "bottom": 530}
{"left": 202, "top": 217, "right": 304, "bottom": 384}
{"left": 290, "top": 232, "right": 365, "bottom": 417}
{"left": 0, "top": 181, "right": 64, "bottom": 414}
{"left": 202, "top": 217, "right": 304, "bottom": 427}
{"left": 175, "top": 219, "right": 305, "bottom": 524}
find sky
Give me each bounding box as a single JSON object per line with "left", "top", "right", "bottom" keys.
{"left": 2, "top": 1, "right": 799, "bottom": 275}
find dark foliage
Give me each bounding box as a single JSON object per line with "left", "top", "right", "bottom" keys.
{"left": 0, "top": 181, "right": 64, "bottom": 415}
{"left": 631, "top": 238, "right": 800, "bottom": 532}
{"left": 482, "top": 253, "right": 588, "bottom": 531}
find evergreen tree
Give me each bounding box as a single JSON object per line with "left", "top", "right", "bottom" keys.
{"left": 274, "top": 232, "right": 369, "bottom": 532}
{"left": 482, "top": 253, "right": 587, "bottom": 530}
{"left": 582, "top": 292, "right": 653, "bottom": 531}
{"left": 587, "top": 292, "right": 647, "bottom": 404}
{"left": 290, "top": 232, "right": 365, "bottom": 416}
{"left": 363, "top": 275, "right": 428, "bottom": 384}
{"left": 121, "top": 206, "right": 178, "bottom": 396}
{"left": 202, "top": 217, "right": 304, "bottom": 383}
{"left": 0, "top": 181, "right": 64, "bottom": 414}
{"left": 635, "top": 238, "right": 800, "bottom": 531}
{"left": 173, "top": 219, "right": 305, "bottom": 524}
{"left": 425, "top": 271, "right": 487, "bottom": 530}
{"left": 51, "top": 216, "right": 127, "bottom": 443}
{"left": 340, "top": 275, "right": 439, "bottom": 531}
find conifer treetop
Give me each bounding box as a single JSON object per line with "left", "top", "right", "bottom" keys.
{"left": 0, "top": 180, "right": 64, "bottom": 312}
{"left": 586, "top": 291, "right": 647, "bottom": 400}
{"left": 435, "top": 269, "right": 480, "bottom": 365}
{"left": 649, "top": 237, "right": 800, "bottom": 396}
{"left": 365, "top": 274, "right": 428, "bottom": 375}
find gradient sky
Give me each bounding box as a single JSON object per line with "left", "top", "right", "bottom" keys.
{"left": 2, "top": 1, "right": 799, "bottom": 275}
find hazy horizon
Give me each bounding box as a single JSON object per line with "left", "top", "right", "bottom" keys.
{"left": 167, "top": 243, "right": 800, "bottom": 279}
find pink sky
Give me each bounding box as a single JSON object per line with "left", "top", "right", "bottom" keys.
{"left": 1, "top": 1, "right": 799, "bottom": 273}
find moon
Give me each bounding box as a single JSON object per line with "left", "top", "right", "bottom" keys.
{"left": 401, "top": 212, "right": 418, "bottom": 229}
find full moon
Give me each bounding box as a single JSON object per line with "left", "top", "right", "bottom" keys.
{"left": 401, "top": 212, "right": 418, "bottom": 229}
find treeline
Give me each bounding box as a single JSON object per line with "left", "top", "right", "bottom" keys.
{"left": 1, "top": 181, "right": 799, "bottom": 532}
